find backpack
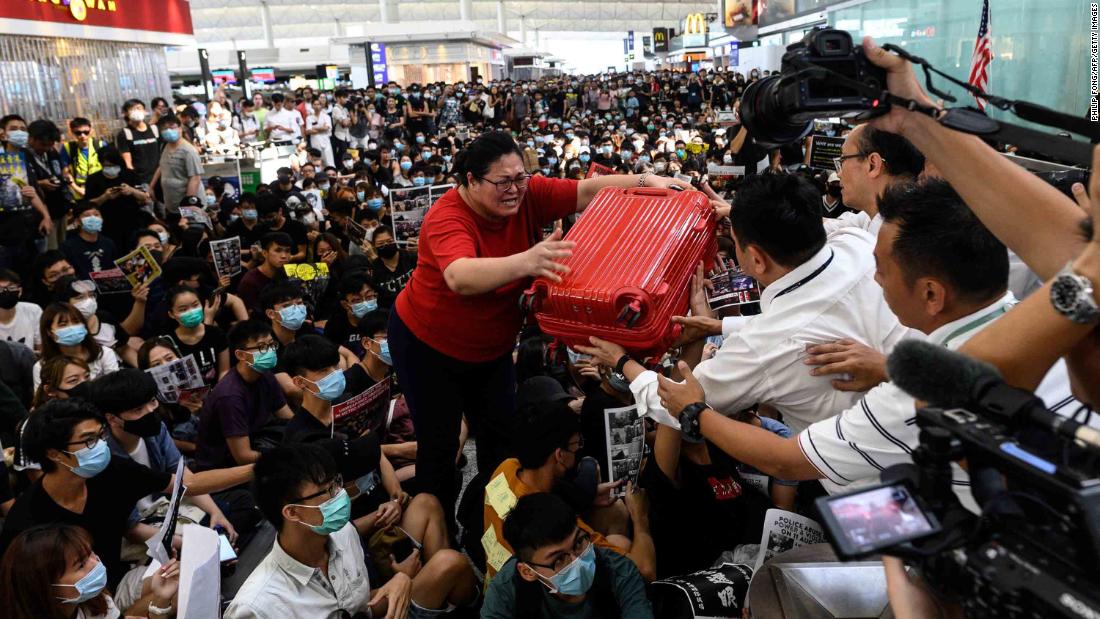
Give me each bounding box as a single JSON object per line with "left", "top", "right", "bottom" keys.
{"left": 121, "top": 124, "right": 159, "bottom": 143}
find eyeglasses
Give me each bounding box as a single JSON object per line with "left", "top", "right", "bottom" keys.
{"left": 73, "top": 130, "right": 91, "bottom": 136}
{"left": 242, "top": 340, "right": 279, "bottom": 354}
{"left": 291, "top": 475, "right": 344, "bottom": 503}
{"left": 526, "top": 530, "right": 592, "bottom": 573}
{"left": 476, "top": 174, "right": 531, "bottom": 193}
{"left": 563, "top": 435, "right": 585, "bottom": 453}
{"left": 832, "top": 152, "right": 877, "bottom": 173}
{"left": 0, "top": 285, "right": 20, "bottom": 293}
{"left": 65, "top": 426, "right": 108, "bottom": 451}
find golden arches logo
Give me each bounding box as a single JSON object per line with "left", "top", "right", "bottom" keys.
{"left": 684, "top": 13, "right": 707, "bottom": 35}
{"left": 33, "top": 0, "right": 118, "bottom": 22}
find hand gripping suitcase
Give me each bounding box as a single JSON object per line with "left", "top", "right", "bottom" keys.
{"left": 521, "top": 186, "right": 717, "bottom": 360}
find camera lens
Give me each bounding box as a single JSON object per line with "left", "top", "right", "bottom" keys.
{"left": 739, "top": 76, "right": 815, "bottom": 146}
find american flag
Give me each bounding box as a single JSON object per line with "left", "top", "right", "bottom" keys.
{"left": 968, "top": 0, "right": 993, "bottom": 111}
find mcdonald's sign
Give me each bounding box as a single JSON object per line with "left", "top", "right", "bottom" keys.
{"left": 684, "top": 13, "right": 707, "bottom": 35}
{"left": 652, "top": 27, "right": 670, "bottom": 53}
{"left": 682, "top": 13, "right": 708, "bottom": 47}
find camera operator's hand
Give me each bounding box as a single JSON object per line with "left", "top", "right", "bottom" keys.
{"left": 861, "top": 36, "right": 940, "bottom": 137}
{"left": 803, "top": 339, "right": 888, "bottom": 392}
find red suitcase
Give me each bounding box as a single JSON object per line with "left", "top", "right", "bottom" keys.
{"left": 522, "top": 186, "right": 717, "bottom": 360}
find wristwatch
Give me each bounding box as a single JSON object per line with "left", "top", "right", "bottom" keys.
{"left": 1050, "top": 263, "right": 1100, "bottom": 324}
{"left": 638, "top": 173, "right": 650, "bottom": 187}
{"left": 680, "top": 402, "right": 709, "bottom": 444}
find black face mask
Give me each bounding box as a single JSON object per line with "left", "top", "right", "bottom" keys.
{"left": 376, "top": 243, "right": 399, "bottom": 259}
{"left": 122, "top": 411, "right": 162, "bottom": 437}
{"left": 827, "top": 185, "right": 843, "bottom": 198}
{"left": 0, "top": 290, "right": 18, "bottom": 310}
{"left": 148, "top": 250, "right": 164, "bottom": 265}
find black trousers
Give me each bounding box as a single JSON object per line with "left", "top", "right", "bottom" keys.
{"left": 388, "top": 309, "right": 516, "bottom": 527}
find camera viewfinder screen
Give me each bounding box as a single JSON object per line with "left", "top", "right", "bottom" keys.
{"left": 826, "top": 485, "right": 934, "bottom": 549}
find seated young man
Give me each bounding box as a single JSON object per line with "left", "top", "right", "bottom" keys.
{"left": 236, "top": 231, "right": 293, "bottom": 312}
{"left": 482, "top": 400, "right": 655, "bottom": 583}
{"left": 262, "top": 280, "right": 357, "bottom": 405}
{"left": 0, "top": 398, "right": 252, "bottom": 586}
{"left": 225, "top": 443, "right": 478, "bottom": 619}
{"left": 483, "top": 492, "right": 654, "bottom": 619}
{"left": 194, "top": 319, "right": 294, "bottom": 471}
{"left": 322, "top": 273, "right": 379, "bottom": 358}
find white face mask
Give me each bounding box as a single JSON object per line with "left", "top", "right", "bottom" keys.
{"left": 128, "top": 110, "right": 145, "bottom": 123}
{"left": 73, "top": 297, "right": 98, "bottom": 319}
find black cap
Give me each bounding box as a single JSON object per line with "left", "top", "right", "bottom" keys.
{"left": 179, "top": 195, "right": 203, "bottom": 207}
{"left": 517, "top": 376, "right": 574, "bottom": 411}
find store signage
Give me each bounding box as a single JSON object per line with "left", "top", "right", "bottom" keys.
{"left": 729, "top": 41, "right": 740, "bottom": 65}
{"left": 683, "top": 13, "right": 708, "bottom": 48}
{"left": 653, "top": 27, "right": 670, "bottom": 53}
{"left": 1, "top": 0, "right": 194, "bottom": 44}
{"left": 370, "top": 43, "right": 389, "bottom": 86}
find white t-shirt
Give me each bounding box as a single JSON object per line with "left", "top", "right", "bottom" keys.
{"left": 129, "top": 439, "right": 158, "bottom": 514}
{"left": 0, "top": 302, "right": 42, "bottom": 351}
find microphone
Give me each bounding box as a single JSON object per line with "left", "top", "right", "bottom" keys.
{"left": 887, "top": 340, "right": 1100, "bottom": 451}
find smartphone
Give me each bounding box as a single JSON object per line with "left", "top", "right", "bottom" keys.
{"left": 218, "top": 533, "right": 237, "bottom": 562}
{"left": 815, "top": 481, "right": 941, "bottom": 560}
{"left": 390, "top": 526, "right": 422, "bottom": 563}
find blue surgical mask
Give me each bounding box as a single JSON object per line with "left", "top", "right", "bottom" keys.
{"left": 306, "top": 368, "right": 346, "bottom": 402}
{"left": 415, "top": 135, "right": 425, "bottom": 144}
{"left": 62, "top": 438, "right": 111, "bottom": 479}
{"left": 54, "top": 559, "right": 108, "bottom": 604}
{"left": 639, "top": 155, "right": 651, "bottom": 163}
{"left": 205, "top": 194, "right": 217, "bottom": 206}
{"left": 400, "top": 161, "right": 413, "bottom": 172}
{"left": 292, "top": 488, "right": 352, "bottom": 535}
{"left": 277, "top": 304, "right": 308, "bottom": 331}
{"left": 548, "top": 157, "right": 558, "bottom": 165}
{"left": 102, "top": 166, "right": 121, "bottom": 178}
{"left": 372, "top": 338, "right": 392, "bottom": 365}
{"left": 7, "top": 129, "right": 29, "bottom": 148}
{"left": 536, "top": 542, "right": 597, "bottom": 596}
{"left": 412, "top": 177, "right": 427, "bottom": 186}
{"left": 607, "top": 370, "right": 631, "bottom": 394}
{"left": 54, "top": 324, "right": 87, "bottom": 346}
{"left": 351, "top": 298, "right": 377, "bottom": 318}
{"left": 80, "top": 216, "right": 103, "bottom": 233}
{"left": 229, "top": 213, "right": 240, "bottom": 223}
{"left": 579, "top": 153, "right": 590, "bottom": 163}
{"left": 162, "top": 128, "right": 181, "bottom": 143}
{"left": 243, "top": 208, "right": 258, "bottom": 220}
{"left": 541, "top": 167, "right": 551, "bottom": 176}
{"left": 366, "top": 198, "right": 383, "bottom": 210}
{"left": 357, "top": 191, "right": 367, "bottom": 202}
{"left": 249, "top": 348, "right": 278, "bottom": 371}
{"left": 179, "top": 306, "right": 204, "bottom": 328}
{"left": 421, "top": 150, "right": 432, "bottom": 161}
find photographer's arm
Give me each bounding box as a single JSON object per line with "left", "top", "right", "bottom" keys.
{"left": 863, "top": 37, "right": 1085, "bottom": 279}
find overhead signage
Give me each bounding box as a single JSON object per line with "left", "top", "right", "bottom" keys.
{"left": 653, "top": 27, "right": 670, "bottom": 53}
{"left": 1, "top": 0, "right": 194, "bottom": 45}
{"left": 370, "top": 42, "right": 389, "bottom": 85}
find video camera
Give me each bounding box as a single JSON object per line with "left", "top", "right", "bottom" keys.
{"left": 739, "top": 27, "right": 1100, "bottom": 166}
{"left": 814, "top": 341, "right": 1100, "bottom": 618}
{"left": 740, "top": 29, "right": 888, "bottom": 146}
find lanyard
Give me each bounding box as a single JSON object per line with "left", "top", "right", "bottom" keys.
{"left": 939, "top": 305, "right": 1010, "bottom": 349}
{"left": 773, "top": 250, "right": 835, "bottom": 300}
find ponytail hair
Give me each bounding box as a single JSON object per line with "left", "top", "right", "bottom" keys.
{"left": 452, "top": 130, "right": 523, "bottom": 187}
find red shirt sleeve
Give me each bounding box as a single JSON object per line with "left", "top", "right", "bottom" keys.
{"left": 525, "top": 175, "right": 579, "bottom": 228}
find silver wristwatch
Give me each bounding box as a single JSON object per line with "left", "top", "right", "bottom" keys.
{"left": 1050, "top": 263, "right": 1100, "bottom": 324}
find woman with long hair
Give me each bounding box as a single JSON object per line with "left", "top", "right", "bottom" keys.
{"left": 33, "top": 303, "right": 120, "bottom": 391}
{"left": 15, "top": 356, "right": 92, "bottom": 483}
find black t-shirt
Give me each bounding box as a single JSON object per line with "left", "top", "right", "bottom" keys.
{"left": 115, "top": 125, "right": 162, "bottom": 185}
{"left": 370, "top": 251, "right": 416, "bottom": 308}
{"left": 170, "top": 325, "right": 228, "bottom": 387}
{"left": 224, "top": 218, "right": 266, "bottom": 251}
{"left": 323, "top": 310, "right": 363, "bottom": 357}
{"left": 61, "top": 234, "right": 118, "bottom": 279}
{"left": 85, "top": 168, "right": 151, "bottom": 248}
{"left": 0, "top": 456, "right": 170, "bottom": 586}
{"left": 260, "top": 219, "right": 309, "bottom": 256}
{"left": 0, "top": 148, "right": 39, "bottom": 246}
{"left": 284, "top": 406, "right": 338, "bottom": 442}
{"left": 643, "top": 446, "right": 771, "bottom": 579}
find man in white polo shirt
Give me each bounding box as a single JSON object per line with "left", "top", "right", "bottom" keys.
{"left": 580, "top": 172, "right": 910, "bottom": 435}
{"left": 651, "top": 180, "right": 1078, "bottom": 506}
{"left": 824, "top": 125, "right": 925, "bottom": 237}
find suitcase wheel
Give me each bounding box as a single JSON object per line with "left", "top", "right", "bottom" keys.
{"left": 616, "top": 299, "right": 644, "bottom": 329}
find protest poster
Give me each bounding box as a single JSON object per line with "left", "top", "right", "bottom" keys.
{"left": 751, "top": 508, "right": 827, "bottom": 575}
{"left": 332, "top": 376, "right": 393, "bottom": 438}
{"left": 114, "top": 246, "right": 162, "bottom": 288}
{"left": 146, "top": 457, "right": 187, "bottom": 566}
{"left": 388, "top": 183, "right": 453, "bottom": 247}
{"left": 302, "top": 188, "right": 325, "bottom": 217}
{"left": 210, "top": 236, "right": 242, "bottom": 279}
{"left": 715, "top": 109, "right": 739, "bottom": 127}
{"left": 808, "top": 134, "right": 845, "bottom": 171}
{"left": 585, "top": 162, "right": 616, "bottom": 179}
{"left": 179, "top": 206, "right": 213, "bottom": 229}
{"left": 0, "top": 151, "right": 30, "bottom": 213}
{"left": 707, "top": 162, "right": 746, "bottom": 181}
{"left": 89, "top": 268, "right": 132, "bottom": 295}
{"left": 685, "top": 142, "right": 711, "bottom": 155}
{"left": 146, "top": 354, "right": 205, "bottom": 404}
{"left": 177, "top": 524, "right": 221, "bottom": 619}
{"left": 651, "top": 562, "right": 753, "bottom": 618}
{"left": 604, "top": 405, "right": 645, "bottom": 498}
{"left": 708, "top": 269, "right": 761, "bottom": 312}
{"left": 283, "top": 262, "right": 331, "bottom": 309}
{"left": 346, "top": 217, "right": 368, "bottom": 246}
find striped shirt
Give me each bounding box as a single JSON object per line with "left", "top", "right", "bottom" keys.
{"left": 797, "top": 292, "right": 1081, "bottom": 510}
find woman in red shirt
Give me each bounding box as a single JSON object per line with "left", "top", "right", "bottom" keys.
{"left": 389, "top": 130, "right": 685, "bottom": 525}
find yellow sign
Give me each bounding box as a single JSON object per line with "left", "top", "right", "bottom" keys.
{"left": 33, "top": 0, "right": 118, "bottom": 22}
{"left": 685, "top": 13, "right": 708, "bottom": 35}
{"left": 485, "top": 473, "right": 518, "bottom": 517}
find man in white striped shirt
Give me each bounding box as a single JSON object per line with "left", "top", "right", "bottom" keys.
{"left": 652, "top": 180, "right": 1078, "bottom": 508}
